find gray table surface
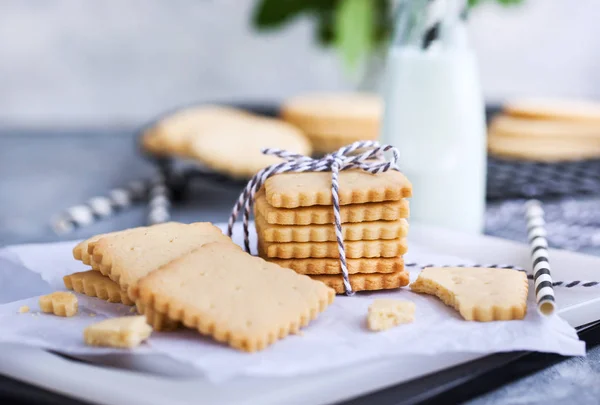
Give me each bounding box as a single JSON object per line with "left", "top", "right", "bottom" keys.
{"left": 1, "top": 129, "right": 599, "bottom": 405}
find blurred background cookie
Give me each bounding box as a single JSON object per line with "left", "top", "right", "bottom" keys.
{"left": 141, "top": 105, "right": 253, "bottom": 157}
{"left": 504, "top": 98, "right": 600, "bottom": 123}
{"left": 187, "top": 115, "right": 311, "bottom": 179}
{"left": 281, "top": 93, "right": 382, "bottom": 155}
{"left": 488, "top": 98, "right": 600, "bottom": 162}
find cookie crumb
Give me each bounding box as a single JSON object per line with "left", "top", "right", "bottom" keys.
{"left": 367, "top": 299, "right": 415, "bottom": 331}
{"left": 39, "top": 292, "right": 78, "bottom": 317}
{"left": 84, "top": 316, "right": 152, "bottom": 348}
{"left": 18, "top": 305, "right": 30, "bottom": 314}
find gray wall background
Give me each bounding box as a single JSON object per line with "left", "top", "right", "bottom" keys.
{"left": 1, "top": 0, "right": 599, "bottom": 128}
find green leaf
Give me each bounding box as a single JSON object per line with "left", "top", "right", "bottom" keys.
{"left": 252, "top": 0, "right": 308, "bottom": 29}
{"left": 334, "top": 0, "right": 375, "bottom": 69}
{"left": 315, "top": 9, "right": 335, "bottom": 46}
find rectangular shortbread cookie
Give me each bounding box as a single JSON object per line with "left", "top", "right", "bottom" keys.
{"left": 89, "top": 222, "right": 234, "bottom": 330}
{"left": 84, "top": 316, "right": 152, "bottom": 348}
{"left": 259, "top": 238, "right": 408, "bottom": 259}
{"left": 264, "top": 170, "right": 412, "bottom": 208}
{"left": 136, "top": 242, "right": 335, "bottom": 352}
{"left": 310, "top": 270, "right": 410, "bottom": 294}
{"left": 263, "top": 256, "right": 405, "bottom": 275}
{"left": 63, "top": 270, "right": 134, "bottom": 306}
{"left": 254, "top": 189, "right": 410, "bottom": 225}
{"left": 410, "top": 267, "right": 528, "bottom": 321}
{"left": 255, "top": 213, "right": 409, "bottom": 243}
{"left": 89, "top": 222, "right": 234, "bottom": 297}
{"left": 73, "top": 230, "right": 125, "bottom": 268}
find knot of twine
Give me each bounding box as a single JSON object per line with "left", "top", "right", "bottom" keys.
{"left": 227, "top": 140, "right": 400, "bottom": 296}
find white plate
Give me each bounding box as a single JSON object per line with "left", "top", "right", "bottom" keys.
{"left": 1, "top": 223, "right": 599, "bottom": 405}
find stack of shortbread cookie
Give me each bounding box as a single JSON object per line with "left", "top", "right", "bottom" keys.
{"left": 255, "top": 170, "right": 413, "bottom": 293}
{"left": 488, "top": 98, "right": 600, "bottom": 162}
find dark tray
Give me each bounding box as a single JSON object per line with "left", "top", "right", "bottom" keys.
{"left": 2, "top": 320, "right": 599, "bottom": 405}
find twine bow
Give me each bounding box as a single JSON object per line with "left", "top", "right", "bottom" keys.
{"left": 227, "top": 140, "right": 401, "bottom": 295}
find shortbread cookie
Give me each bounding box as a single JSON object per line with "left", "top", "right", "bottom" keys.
{"left": 142, "top": 105, "right": 252, "bottom": 156}
{"left": 63, "top": 270, "right": 134, "bottom": 306}
{"left": 136, "top": 242, "right": 335, "bottom": 352}
{"left": 504, "top": 98, "right": 600, "bottom": 123}
{"left": 281, "top": 93, "right": 382, "bottom": 154}
{"left": 140, "top": 305, "right": 181, "bottom": 332}
{"left": 255, "top": 213, "right": 409, "bottom": 242}
{"left": 310, "top": 270, "right": 409, "bottom": 294}
{"left": 84, "top": 316, "right": 152, "bottom": 348}
{"left": 255, "top": 189, "right": 409, "bottom": 225}
{"left": 265, "top": 170, "right": 412, "bottom": 208}
{"left": 39, "top": 292, "right": 78, "bottom": 317}
{"left": 488, "top": 131, "right": 600, "bottom": 161}
{"left": 188, "top": 116, "right": 312, "bottom": 179}
{"left": 367, "top": 299, "right": 416, "bottom": 331}
{"left": 260, "top": 238, "right": 408, "bottom": 259}
{"left": 489, "top": 115, "right": 600, "bottom": 139}
{"left": 265, "top": 256, "right": 404, "bottom": 275}
{"left": 89, "top": 222, "right": 234, "bottom": 297}
{"left": 410, "top": 267, "right": 528, "bottom": 321}
{"left": 73, "top": 231, "right": 124, "bottom": 268}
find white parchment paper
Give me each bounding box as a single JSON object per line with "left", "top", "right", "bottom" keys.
{"left": 0, "top": 223, "right": 585, "bottom": 382}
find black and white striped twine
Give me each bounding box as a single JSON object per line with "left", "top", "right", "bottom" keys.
{"left": 228, "top": 140, "right": 400, "bottom": 296}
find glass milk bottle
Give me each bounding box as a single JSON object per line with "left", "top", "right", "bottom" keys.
{"left": 382, "top": 0, "right": 487, "bottom": 234}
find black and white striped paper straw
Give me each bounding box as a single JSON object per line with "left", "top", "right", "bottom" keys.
{"left": 147, "top": 171, "right": 171, "bottom": 225}
{"left": 51, "top": 179, "right": 150, "bottom": 234}
{"left": 525, "top": 200, "right": 556, "bottom": 316}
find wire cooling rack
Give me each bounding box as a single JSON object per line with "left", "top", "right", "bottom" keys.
{"left": 486, "top": 158, "right": 600, "bottom": 200}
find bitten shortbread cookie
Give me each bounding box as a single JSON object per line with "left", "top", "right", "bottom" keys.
{"left": 39, "top": 292, "right": 78, "bottom": 317}
{"left": 188, "top": 116, "right": 312, "bottom": 179}
{"left": 84, "top": 316, "right": 152, "bottom": 348}
{"left": 264, "top": 170, "right": 412, "bottom": 208}
{"left": 410, "top": 267, "right": 528, "bottom": 321}
{"left": 260, "top": 238, "right": 408, "bottom": 259}
{"left": 367, "top": 299, "right": 416, "bottom": 331}
{"left": 63, "top": 270, "right": 134, "bottom": 306}
{"left": 265, "top": 256, "right": 404, "bottom": 275}
{"left": 255, "top": 189, "right": 409, "bottom": 225}
{"left": 310, "top": 270, "right": 409, "bottom": 294}
{"left": 256, "top": 213, "right": 409, "bottom": 242}
{"left": 136, "top": 242, "right": 335, "bottom": 352}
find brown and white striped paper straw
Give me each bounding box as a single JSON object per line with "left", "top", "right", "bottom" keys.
{"left": 525, "top": 199, "right": 556, "bottom": 316}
